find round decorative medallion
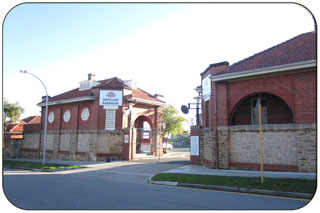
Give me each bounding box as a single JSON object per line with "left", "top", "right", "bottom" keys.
{"left": 81, "top": 107, "right": 90, "bottom": 121}
{"left": 48, "top": 111, "right": 55, "bottom": 123}
{"left": 63, "top": 110, "right": 71, "bottom": 123}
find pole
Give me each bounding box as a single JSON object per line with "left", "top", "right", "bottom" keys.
{"left": 20, "top": 70, "right": 48, "bottom": 165}
{"left": 258, "top": 102, "right": 264, "bottom": 183}
{"left": 158, "top": 129, "right": 161, "bottom": 162}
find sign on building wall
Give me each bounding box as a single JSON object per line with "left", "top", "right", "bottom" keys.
{"left": 99, "top": 90, "right": 123, "bottom": 106}
{"left": 202, "top": 75, "right": 211, "bottom": 101}
{"left": 124, "top": 135, "right": 129, "bottom": 143}
{"left": 190, "top": 136, "right": 199, "bottom": 156}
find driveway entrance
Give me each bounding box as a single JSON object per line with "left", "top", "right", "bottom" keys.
{"left": 58, "top": 147, "right": 190, "bottom": 184}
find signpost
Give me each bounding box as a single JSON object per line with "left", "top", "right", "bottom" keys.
{"left": 255, "top": 98, "right": 264, "bottom": 183}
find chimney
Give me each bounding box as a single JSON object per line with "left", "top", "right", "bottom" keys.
{"left": 88, "top": 73, "right": 95, "bottom": 81}
{"left": 201, "top": 61, "right": 229, "bottom": 78}
{"left": 154, "top": 94, "right": 164, "bottom": 101}
{"left": 123, "top": 79, "right": 136, "bottom": 89}
{"left": 42, "top": 95, "right": 51, "bottom": 102}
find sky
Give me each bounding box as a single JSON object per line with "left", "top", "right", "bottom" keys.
{"left": 2, "top": 2, "right": 316, "bottom": 128}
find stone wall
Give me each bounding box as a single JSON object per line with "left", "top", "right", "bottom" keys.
{"left": 199, "top": 123, "right": 316, "bottom": 172}
{"left": 200, "top": 127, "right": 215, "bottom": 168}
{"left": 21, "top": 132, "right": 41, "bottom": 159}
{"left": 3, "top": 138, "right": 23, "bottom": 159}
{"left": 5, "top": 127, "right": 163, "bottom": 162}
{"left": 17, "top": 129, "right": 123, "bottom": 162}
{"left": 229, "top": 124, "right": 298, "bottom": 171}
{"left": 296, "top": 124, "right": 317, "bottom": 172}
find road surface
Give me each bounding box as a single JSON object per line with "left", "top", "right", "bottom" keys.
{"left": 2, "top": 148, "right": 311, "bottom": 210}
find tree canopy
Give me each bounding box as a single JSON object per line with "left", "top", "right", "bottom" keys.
{"left": 3, "top": 98, "right": 25, "bottom": 124}
{"left": 162, "top": 105, "right": 186, "bottom": 137}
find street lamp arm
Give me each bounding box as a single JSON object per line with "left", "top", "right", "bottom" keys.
{"left": 20, "top": 70, "right": 49, "bottom": 165}
{"left": 20, "top": 70, "right": 48, "bottom": 96}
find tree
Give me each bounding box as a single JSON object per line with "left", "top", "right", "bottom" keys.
{"left": 162, "top": 105, "right": 186, "bottom": 139}
{"left": 3, "top": 98, "right": 25, "bottom": 128}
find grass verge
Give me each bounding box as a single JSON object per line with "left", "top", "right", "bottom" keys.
{"left": 152, "top": 173, "right": 316, "bottom": 194}
{"left": 4, "top": 160, "right": 83, "bottom": 171}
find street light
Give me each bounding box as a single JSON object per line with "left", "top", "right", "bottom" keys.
{"left": 20, "top": 70, "right": 48, "bottom": 165}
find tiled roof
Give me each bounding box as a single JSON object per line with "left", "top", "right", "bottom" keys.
{"left": 6, "top": 115, "right": 40, "bottom": 132}
{"left": 132, "top": 88, "right": 165, "bottom": 103}
{"left": 21, "top": 115, "right": 41, "bottom": 124}
{"left": 39, "top": 77, "right": 164, "bottom": 105}
{"left": 216, "top": 31, "right": 316, "bottom": 75}
{"left": 6, "top": 123, "right": 23, "bottom": 132}
{"left": 46, "top": 88, "right": 94, "bottom": 102}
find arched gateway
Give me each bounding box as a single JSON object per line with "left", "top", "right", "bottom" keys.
{"left": 134, "top": 116, "right": 153, "bottom": 155}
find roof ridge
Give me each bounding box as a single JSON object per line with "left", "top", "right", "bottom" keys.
{"left": 49, "top": 87, "right": 80, "bottom": 99}
{"left": 135, "top": 87, "right": 154, "bottom": 97}
{"left": 134, "top": 87, "right": 165, "bottom": 103}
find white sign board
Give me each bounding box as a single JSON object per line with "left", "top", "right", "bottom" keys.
{"left": 99, "top": 90, "right": 123, "bottom": 106}
{"left": 190, "top": 136, "right": 199, "bottom": 156}
{"left": 202, "top": 75, "right": 211, "bottom": 101}
{"left": 124, "top": 135, "right": 129, "bottom": 143}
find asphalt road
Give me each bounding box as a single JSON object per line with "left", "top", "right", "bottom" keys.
{"left": 2, "top": 148, "right": 311, "bottom": 210}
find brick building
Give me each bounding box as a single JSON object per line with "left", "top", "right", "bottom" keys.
{"left": 5, "top": 115, "right": 41, "bottom": 139}
{"left": 4, "top": 116, "right": 41, "bottom": 159}
{"left": 20, "top": 75, "right": 165, "bottom": 161}
{"left": 190, "top": 31, "right": 316, "bottom": 172}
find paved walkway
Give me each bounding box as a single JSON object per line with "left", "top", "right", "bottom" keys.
{"left": 164, "top": 165, "right": 316, "bottom": 180}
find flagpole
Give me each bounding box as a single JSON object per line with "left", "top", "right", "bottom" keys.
{"left": 258, "top": 103, "right": 264, "bottom": 183}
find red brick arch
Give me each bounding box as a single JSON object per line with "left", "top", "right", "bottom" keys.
{"left": 228, "top": 82, "right": 295, "bottom": 124}
{"left": 133, "top": 115, "right": 154, "bottom": 128}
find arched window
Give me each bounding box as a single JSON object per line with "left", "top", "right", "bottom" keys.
{"left": 230, "top": 93, "right": 295, "bottom": 125}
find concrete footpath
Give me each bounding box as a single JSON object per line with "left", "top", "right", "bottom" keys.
{"left": 148, "top": 165, "right": 316, "bottom": 199}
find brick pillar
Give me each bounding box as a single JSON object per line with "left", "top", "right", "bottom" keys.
{"left": 190, "top": 125, "right": 201, "bottom": 165}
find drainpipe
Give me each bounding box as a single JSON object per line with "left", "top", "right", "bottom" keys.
{"left": 214, "top": 82, "right": 219, "bottom": 169}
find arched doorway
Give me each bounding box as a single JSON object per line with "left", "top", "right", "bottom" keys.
{"left": 230, "top": 93, "right": 295, "bottom": 125}
{"left": 134, "top": 116, "right": 153, "bottom": 155}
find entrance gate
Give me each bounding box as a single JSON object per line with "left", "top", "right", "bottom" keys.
{"left": 135, "top": 128, "right": 152, "bottom": 156}
{"left": 123, "top": 127, "right": 163, "bottom": 160}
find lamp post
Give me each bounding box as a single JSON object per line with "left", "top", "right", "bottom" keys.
{"left": 194, "top": 96, "right": 201, "bottom": 126}
{"left": 20, "top": 70, "right": 48, "bottom": 165}
{"left": 181, "top": 86, "right": 202, "bottom": 126}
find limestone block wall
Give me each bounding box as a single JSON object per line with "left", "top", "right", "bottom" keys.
{"left": 199, "top": 123, "right": 316, "bottom": 172}
{"left": 151, "top": 129, "right": 163, "bottom": 156}
{"left": 229, "top": 124, "right": 298, "bottom": 170}
{"left": 4, "top": 138, "right": 23, "bottom": 159}
{"left": 22, "top": 133, "right": 40, "bottom": 150}
{"left": 217, "top": 126, "right": 229, "bottom": 169}
{"left": 21, "top": 132, "right": 40, "bottom": 159}
{"left": 296, "top": 124, "right": 317, "bottom": 172}
{"left": 96, "top": 130, "right": 123, "bottom": 161}
{"left": 200, "top": 127, "right": 215, "bottom": 168}
{"left": 17, "top": 129, "right": 123, "bottom": 162}
{"left": 77, "top": 133, "right": 90, "bottom": 153}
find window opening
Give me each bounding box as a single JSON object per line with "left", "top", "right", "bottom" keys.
{"left": 105, "top": 110, "right": 116, "bottom": 130}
